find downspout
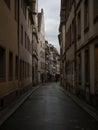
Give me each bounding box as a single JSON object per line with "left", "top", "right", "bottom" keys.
{"left": 18, "top": 0, "right": 20, "bottom": 93}
{"left": 74, "top": 0, "right": 77, "bottom": 94}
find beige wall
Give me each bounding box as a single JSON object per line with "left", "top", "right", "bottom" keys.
{"left": 76, "top": 0, "right": 98, "bottom": 50}
{"left": 76, "top": 0, "right": 98, "bottom": 97}
{"left": 0, "top": 0, "right": 18, "bottom": 97}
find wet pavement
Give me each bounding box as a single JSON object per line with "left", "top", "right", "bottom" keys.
{"left": 0, "top": 83, "right": 98, "bottom": 130}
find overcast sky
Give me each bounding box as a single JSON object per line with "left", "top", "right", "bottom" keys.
{"left": 38, "top": 0, "right": 60, "bottom": 53}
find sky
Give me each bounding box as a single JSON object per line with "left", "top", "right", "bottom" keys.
{"left": 38, "top": 0, "right": 60, "bottom": 53}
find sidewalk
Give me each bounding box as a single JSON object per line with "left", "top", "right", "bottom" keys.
{"left": 0, "top": 85, "right": 40, "bottom": 126}
{"left": 60, "top": 87, "right": 98, "bottom": 121}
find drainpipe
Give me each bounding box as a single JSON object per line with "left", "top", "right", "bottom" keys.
{"left": 18, "top": 0, "right": 20, "bottom": 94}
{"left": 74, "top": 0, "right": 77, "bottom": 94}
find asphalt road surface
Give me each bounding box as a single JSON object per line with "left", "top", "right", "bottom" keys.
{"left": 0, "top": 83, "right": 98, "bottom": 130}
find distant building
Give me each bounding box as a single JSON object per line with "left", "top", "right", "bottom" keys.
{"left": 38, "top": 9, "right": 46, "bottom": 83}
{"left": 48, "top": 44, "right": 60, "bottom": 81}
{"left": 45, "top": 40, "right": 50, "bottom": 82}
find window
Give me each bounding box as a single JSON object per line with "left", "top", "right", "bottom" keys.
{"left": 95, "top": 44, "right": 98, "bottom": 90}
{"left": 27, "top": 36, "right": 29, "bottom": 50}
{"left": 24, "top": 5, "right": 27, "bottom": 19}
{"left": 76, "top": 53, "right": 82, "bottom": 85}
{"left": 21, "top": 25, "right": 23, "bottom": 45}
{"left": 26, "top": 62, "right": 27, "bottom": 78}
{"left": 0, "top": 47, "right": 5, "bottom": 82}
{"left": 27, "top": 37, "right": 30, "bottom": 51}
{"left": 41, "top": 62, "right": 45, "bottom": 70}
{"left": 24, "top": 62, "right": 26, "bottom": 78}
{"left": 21, "top": 0, "right": 27, "bottom": 18}
{"left": 20, "top": 60, "right": 22, "bottom": 80}
{"left": 84, "top": 0, "right": 89, "bottom": 32}
{"left": 65, "top": 27, "right": 71, "bottom": 49}
{"left": 4, "top": 0, "right": 10, "bottom": 9}
{"left": 40, "top": 62, "right": 42, "bottom": 69}
{"left": 85, "top": 49, "right": 90, "bottom": 85}
{"left": 25, "top": 32, "right": 27, "bottom": 48}
{"left": 32, "top": 1, "right": 36, "bottom": 12}
{"left": 9, "top": 52, "right": 13, "bottom": 81}
{"left": 21, "top": 0, "right": 23, "bottom": 9}
{"left": 77, "top": 11, "right": 81, "bottom": 40}
{"left": 15, "top": 56, "right": 18, "bottom": 80}
{"left": 20, "top": 60, "right": 24, "bottom": 79}
{"left": 77, "top": 54, "right": 81, "bottom": 84}
{"left": 41, "top": 42, "right": 43, "bottom": 47}
{"left": 28, "top": 63, "right": 29, "bottom": 77}
{"left": 23, "top": 61, "right": 24, "bottom": 78}
{"left": 22, "top": 61, "right": 24, "bottom": 79}
{"left": 71, "top": 19, "right": 75, "bottom": 43}
{"left": 15, "top": 0, "right": 18, "bottom": 21}
{"left": 94, "top": 0, "right": 98, "bottom": 23}
{"left": 28, "top": 39, "right": 30, "bottom": 52}
{"left": 32, "top": 66, "right": 34, "bottom": 80}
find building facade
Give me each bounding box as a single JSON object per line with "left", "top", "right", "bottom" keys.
{"left": 59, "top": 0, "right": 66, "bottom": 87}
{"left": 32, "top": 0, "right": 39, "bottom": 85}
{"left": 75, "top": 0, "right": 98, "bottom": 105}
{"left": 59, "top": 0, "right": 98, "bottom": 106}
{"left": 45, "top": 41, "right": 60, "bottom": 82}
{"left": 0, "top": 0, "right": 19, "bottom": 108}
{"left": 48, "top": 44, "right": 60, "bottom": 81}
{"left": 0, "top": 0, "right": 37, "bottom": 109}
{"left": 65, "top": 0, "right": 76, "bottom": 93}
{"left": 18, "top": 0, "right": 33, "bottom": 94}
{"left": 45, "top": 40, "right": 50, "bottom": 82}
{"left": 38, "top": 9, "right": 46, "bottom": 83}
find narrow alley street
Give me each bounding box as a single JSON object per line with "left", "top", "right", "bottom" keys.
{"left": 0, "top": 83, "right": 98, "bottom": 130}
{"left": 0, "top": 0, "right": 98, "bottom": 129}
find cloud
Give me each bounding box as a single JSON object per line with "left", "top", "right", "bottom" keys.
{"left": 38, "top": 0, "right": 60, "bottom": 53}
